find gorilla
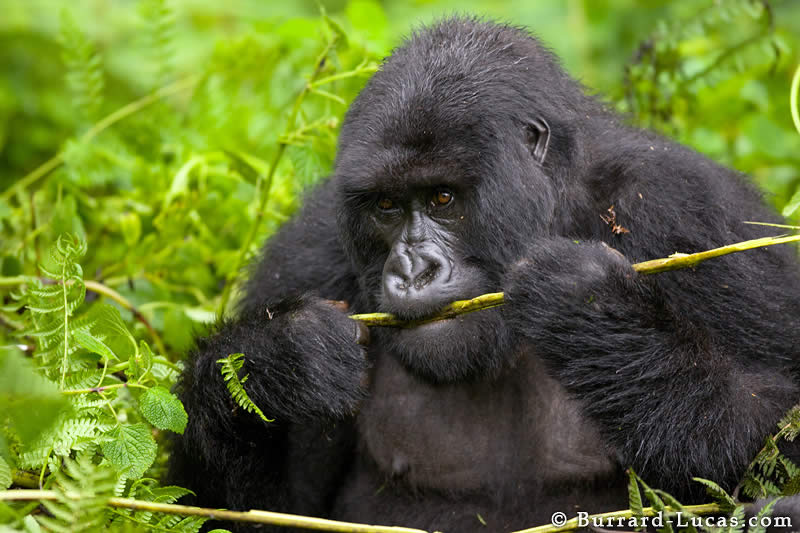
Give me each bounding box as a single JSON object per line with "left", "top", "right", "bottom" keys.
{"left": 170, "top": 16, "right": 800, "bottom": 533}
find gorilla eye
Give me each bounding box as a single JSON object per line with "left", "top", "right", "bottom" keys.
{"left": 432, "top": 189, "right": 453, "bottom": 207}
{"left": 377, "top": 197, "right": 395, "bottom": 211}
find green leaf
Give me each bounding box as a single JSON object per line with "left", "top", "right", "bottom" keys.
{"left": 73, "top": 328, "right": 117, "bottom": 362}
{"left": 86, "top": 304, "right": 137, "bottom": 353}
{"left": 627, "top": 470, "right": 645, "bottom": 531}
{"left": 749, "top": 499, "right": 778, "bottom": 533}
{"left": 0, "top": 347, "right": 69, "bottom": 445}
{"left": 0, "top": 455, "right": 11, "bottom": 489}
{"left": 693, "top": 477, "right": 736, "bottom": 512}
{"left": 23, "top": 515, "right": 42, "bottom": 533}
{"left": 100, "top": 424, "right": 157, "bottom": 479}
{"left": 783, "top": 187, "right": 800, "bottom": 217}
{"left": 149, "top": 485, "right": 193, "bottom": 504}
{"left": 119, "top": 212, "right": 142, "bottom": 246}
{"left": 324, "top": 12, "right": 349, "bottom": 51}
{"left": 126, "top": 340, "right": 155, "bottom": 382}
{"left": 216, "top": 353, "right": 273, "bottom": 423}
{"left": 139, "top": 386, "right": 188, "bottom": 434}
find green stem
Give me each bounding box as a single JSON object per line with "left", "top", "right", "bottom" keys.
{"left": 84, "top": 280, "right": 167, "bottom": 356}
{"left": 309, "top": 64, "right": 379, "bottom": 88}
{"left": 0, "top": 276, "right": 31, "bottom": 287}
{"left": 61, "top": 382, "right": 148, "bottom": 395}
{"left": 59, "top": 262, "right": 69, "bottom": 389}
{"left": 0, "top": 490, "right": 433, "bottom": 533}
{"left": 791, "top": 62, "right": 800, "bottom": 136}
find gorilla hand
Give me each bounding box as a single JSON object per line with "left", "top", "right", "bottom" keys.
{"left": 502, "top": 237, "right": 639, "bottom": 364}
{"left": 192, "top": 295, "right": 370, "bottom": 423}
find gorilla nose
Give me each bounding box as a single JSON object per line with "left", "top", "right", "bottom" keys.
{"left": 386, "top": 260, "right": 442, "bottom": 292}
{"left": 382, "top": 250, "right": 449, "bottom": 315}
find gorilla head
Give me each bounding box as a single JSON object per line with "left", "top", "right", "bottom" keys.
{"left": 333, "top": 18, "right": 597, "bottom": 383}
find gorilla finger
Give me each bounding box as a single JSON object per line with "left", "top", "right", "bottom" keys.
{"left": 354, "top": 319, "right": 370, "bottom": 346}
{"left": 326, "top": 299, "right": 351, "bottom": 312}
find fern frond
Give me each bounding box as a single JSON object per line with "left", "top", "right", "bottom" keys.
{"left": 139, "top": 0, "right": 176, "bottom": 86}
{"left": 37, "top": 455, "right": 116, "bottom": 533}
{"left": 692, "top": 477, "right": 737, "bottom": 512}
{"left": 779, "top": 405, "right": 800, "bottom": 441}
{"left": 18, "top": 446, "right": 52, "bottom": 470}
{"left": 216, "top": 353, "right": 273, "bottom": 423}
{"left": 22, "top": 235, "right": 88, "bottom": 386}
{"left": 59, "top": 10, "right": 105, "bottom": 122}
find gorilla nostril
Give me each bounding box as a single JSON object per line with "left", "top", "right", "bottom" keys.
{"left": 413, "top": 264, "right": 440, "bottom": 290}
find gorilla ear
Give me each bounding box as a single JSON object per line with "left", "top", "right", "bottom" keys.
{"left": 525, "top": 118, "right": 551, "bottom": 164}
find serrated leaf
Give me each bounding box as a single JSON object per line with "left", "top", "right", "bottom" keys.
{"left": 139, "top": 386, "right": 187, "bottom": 434}
{"left": 693, "top": 477, "right": 736, "bottom": 512}
{"left": 100, "top": 424, "right": 157, "bottom": 479}
{"left": 217, "top": 353, "right": 272, "bottom": 423}
{"left": 749, "top": 499, "right": 778, "bottom": 533}
{"left": 0, "top": 455, "right": 11, "bottom": 489}
{"left": 73, "top": 328, "right": 117, "bottom": 362}
{"left": 627, "top": 470, "right": 645, "bottom": 531}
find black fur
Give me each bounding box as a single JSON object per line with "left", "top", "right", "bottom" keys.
{"left": 170, "top": 17, "right": 800, "bottom": 532}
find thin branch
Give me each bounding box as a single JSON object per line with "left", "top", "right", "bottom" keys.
{"left": 791, "top": 62, "right": 800, "bottom": 136}
{"left": 0, "top": 490, "right": 432, "bottom": 533}
{"left": 351, "top": 292, "right": 505, "bottom": 328}
{"left": 83, "top": 280, "right": 167, "bottom": 355}
{"left": 61, "top": 382, "right": 148, "bottom": 395}
{"left": 351, "top": 234, "right": 800, "bottom": 327}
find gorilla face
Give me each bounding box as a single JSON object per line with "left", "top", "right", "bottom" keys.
{"left": 333, "top": 80, "right": 557, "bottom": 383}
{"left": 336, "top": 158, "right": 513, "bottom": 383}
{"left": 331, "top": 20, "right": 580, "bottom": 383}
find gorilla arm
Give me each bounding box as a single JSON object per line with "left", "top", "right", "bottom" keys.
{"left": 170, "top": 179, "right": 367, "bottom": 521}
{"left": 503, "top": 142, "right": 800, "bottom": 495}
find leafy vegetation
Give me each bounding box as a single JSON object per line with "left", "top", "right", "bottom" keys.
{"left": 1, "top": 0, "right": 799, "bottom": 531}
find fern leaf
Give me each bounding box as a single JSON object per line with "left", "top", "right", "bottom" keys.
{"left": 37, "top": 456, "right": 115, "bottom": 533}
{"left": 139, "top": 0, "right": 176, "bottom": 86}
{"left": 216, "top": 353, "right": 273, "bottom": 423}
{"left": 627, "top": 469, "right": 645, "bottom": 531}
{"left": 59, "top": 10, "right": 105, "bottom": 121}
{"left": 749, "top": 499, "right": 779, "bottom": 533}
{"left": 692, "top": 477, "right": 737, "bottom": 512}
{"left": 779, "top": 405, "right": 800, "bottom": 441}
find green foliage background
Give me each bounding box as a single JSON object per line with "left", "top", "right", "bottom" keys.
{"left": 0, "top": 0, "right": 799, "bottom": 531}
